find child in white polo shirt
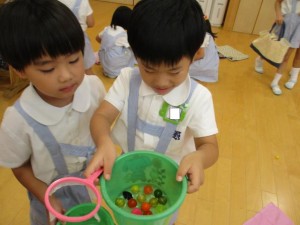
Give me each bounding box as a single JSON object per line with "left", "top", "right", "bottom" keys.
{"left": 86, "top": 0, "right": 219, "bottom": 198}
{"left": 0, "top": 0, "right": 106, "bottom": 224}
{"left": 96, "top": 6, "right": 136, "bottom": 78}
{"left": 58, "top": 0, "right": 96, "bottom": 75}
{"left": 189, "top": 18, "right": 219, "bottom": 83}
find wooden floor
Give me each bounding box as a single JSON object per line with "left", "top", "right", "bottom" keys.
{"left": 1, "top": 1, "right": 300, "bottom": 225}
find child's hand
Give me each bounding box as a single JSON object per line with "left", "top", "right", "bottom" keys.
{"left": 47, "top": 195, "right": 65, "bottom": 225}
{"left": 176, "top": 151, "right": 205, "bottom": 193}
{"left": 275, "top": 14, "right": 284, "bottom": 25}
{"left": 84, "top": 137, "right": 117, "bottom": 181}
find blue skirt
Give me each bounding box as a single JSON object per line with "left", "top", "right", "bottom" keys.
{"left": 274, "top": 13, "right": 300, "bottom": 48}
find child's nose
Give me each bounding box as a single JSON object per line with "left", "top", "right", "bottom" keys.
{"left": 58, "top": 67, "right": 73, "bottom": 82}
{"left": 154, "top": 74, "right": 169, "bottom": 87}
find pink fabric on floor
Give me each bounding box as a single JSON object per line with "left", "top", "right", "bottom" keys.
{"left": 243, "top": 203, "right": 295, "bottom": 225}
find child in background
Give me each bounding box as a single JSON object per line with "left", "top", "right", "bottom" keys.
{"left": 0, "top": 0, "right": 106, "bottom": 224}
{"left": 189, "top": 17, "right": 219, "bottom": 82}
{"left": 254, "top": 0, "right": 300, "bottom": 95}
{"left": 96, "top": 6, "right": 136, "bottom": 78}
{"left": 86, "top": 0, "right": 219, "bottom": 209}
{"left": 58, "top": 0, "right": 96, "bottom": 75}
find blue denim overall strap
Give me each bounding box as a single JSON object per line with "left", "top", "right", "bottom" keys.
{"left": 14, "top": 101, "right": 95, "bottom": 172}
{"left": 127, "top": 71, "right": 197, "bottom": 153}
{"left": 14, "top": 101, "right": 94, "bottom": 225}
{"left": 127, "top": 70, "right": 141, "bottom": 152}
{"left": 14, "top": 100, "right": 68, "bottom": 175}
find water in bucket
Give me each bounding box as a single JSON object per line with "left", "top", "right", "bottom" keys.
{"left": 100, "top": 151, "right": 187, "bottom": 225}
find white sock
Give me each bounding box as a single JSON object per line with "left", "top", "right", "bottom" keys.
{"left": 285, "top": 67, "right": 299, "bottom": 89}
{"left": 255, "top": 56, "right": 264, "bottom": 73}
{"left": 271, "top": 73, "right": 282, "bottom": 87}
{"left": 290, "top": 67, "right": 299, "bottom": 81}
{"left": 255, "top": 56, "right": 263, "bottom": 67}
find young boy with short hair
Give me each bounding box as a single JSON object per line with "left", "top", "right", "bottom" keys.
{"left": 86, "top": 0, "right": 219, "bottom": 197}
{"left": 0, "top": 0, "right": 106, "bottom": 224}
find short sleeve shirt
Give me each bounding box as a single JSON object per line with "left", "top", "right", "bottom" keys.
{"left": 0, "top": 75, "right": 106, "bottom": 184}
{"left": 58, "top": 0, "right": 93, "bottom": 31}
{"left": 281, "top": 0, "right": 300, "bottom": 15}
{"left": 105, "top": 67, "right": 218, "bottom": 163}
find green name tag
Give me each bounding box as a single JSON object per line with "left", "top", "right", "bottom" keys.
{"left": 159, "top": 102, "right": 189, "bottom": 125}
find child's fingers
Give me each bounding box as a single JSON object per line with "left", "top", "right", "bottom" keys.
{"left": 103, "top": 156, "right": 115, "bottom": 180}
{"left": 103, "top": 164, "right": 112, "bottom": 180}
{"left": 176, "top": 162, "right": 189, "bottom": 182}
{"left": 48, "top": 213, "right": 57, "bottom": 225}
{"left": 176, "top": 162, "right": 203, "bottom": 193}
{"left": 186, "top": 173, "right": 201, "bottom": 193}
{"left": 84, "top": 160, "right": 100, "bottom": 178}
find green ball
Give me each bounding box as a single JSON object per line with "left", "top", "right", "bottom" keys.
{"left": 149, "top": 197, "right": 158, "bottom": 207}
{"left": 137, "top": 193, "right": 146, "bottom": 203}
{"left": 154, "top": 189, "right": 163, "bottom": 198}
{"left": 155, "top": 204, "right": 167, "bottom": 213}
{"left": 115, "top": 197, "right": 125, "bottom": 207}
{"left": 130, "top": 185, "right": 140, "bottom": 194}
{"left": 158, "top": 196, "right": 168, "bottom": 205}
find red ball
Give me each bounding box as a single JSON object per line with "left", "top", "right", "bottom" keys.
{"left": 128, "top": 198, "right": 137, "bottom": 208}
{"left": 143, "top": 210, "right": 153, "bottom": 215}
{"left": 143, "top": 185, "right": 153, "bottom": 194}
{"left": 131, "top": 208, "right": 143, "bottom": 215}
{"left": 141, "top": 202, "right": 151, "bottom": 212}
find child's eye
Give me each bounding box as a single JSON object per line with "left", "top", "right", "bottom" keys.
{"left": 170, "top": 70, "right": 181, "bottom": 75}
{"left": 69, "top": 57, "right": 79, "bottom": 64}
{"left": 144, "top": 68, "right": 155, "bottom": 73}
{"left": 40, "top": 68, "right": 54, "bottom": 73}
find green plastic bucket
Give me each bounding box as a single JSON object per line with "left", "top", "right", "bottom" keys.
{"left": 56, "top": 203, "right": 115, "bottom": 225}
{"left": 100, "top": 151, "right": 187, "bottom": 225}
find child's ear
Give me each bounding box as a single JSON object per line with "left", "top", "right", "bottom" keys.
{"left": 193, "top": 48, "right": 205, "bottom": 61}
{"left": 12, "top": 67, "right": 27, "bottom": 79}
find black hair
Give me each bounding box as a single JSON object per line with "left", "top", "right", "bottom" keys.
{"left": 205, "top": 18, "right": 217, "bottom": 39}
{"left": 0, "top": 0, "right": 85, "bottom": 71}
{"left": 111, "top": 6, "right": 132, "bottom": 30}
{"left": 128, "top": 0, "right": 207, "bottom": 66}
